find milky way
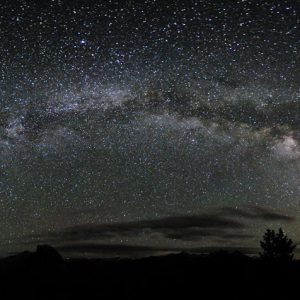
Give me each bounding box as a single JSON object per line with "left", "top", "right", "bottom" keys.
{"left": 0, "top": 0, "right": 299, "bottom": 257}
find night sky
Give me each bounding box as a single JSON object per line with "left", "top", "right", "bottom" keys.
{"left": 0, "top": 0, "right": 299, "bottom": 258}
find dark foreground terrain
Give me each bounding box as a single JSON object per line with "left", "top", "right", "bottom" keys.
{"left": 0, "top": 245, "right": 299, "bottom": 299}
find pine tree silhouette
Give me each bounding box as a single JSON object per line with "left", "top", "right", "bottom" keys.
{"left": 260, "top": 228, "right": 295, "bottom": 261}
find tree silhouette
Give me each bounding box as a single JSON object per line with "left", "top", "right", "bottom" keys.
{"left": 260, "top": 228, "right": 296, "bottom": 261}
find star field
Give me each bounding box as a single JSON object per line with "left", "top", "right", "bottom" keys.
{"left": 0, "top": 0, "right": 299, "bottom": 257}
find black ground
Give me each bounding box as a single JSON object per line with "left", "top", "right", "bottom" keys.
{"left": 0, "top": 245, "right": 299, "bottom": 299}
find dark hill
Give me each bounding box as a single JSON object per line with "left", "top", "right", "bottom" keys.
{"left": 0, "top": 245, "right": 299, "bottom": 299}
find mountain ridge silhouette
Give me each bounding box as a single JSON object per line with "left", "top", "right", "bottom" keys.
{"left": 0, "top": 244, "right": 299, "bottom": 299}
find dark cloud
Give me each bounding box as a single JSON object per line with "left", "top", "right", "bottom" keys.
{"left": 56, "top": 243, "right": 166, "bottom": 256}
{"left": 221, "top": 206, "right": 294, "bottom": 222}
{"left": 73, "top": 205, "right": 294, "bottom": 223}
{"left": 24, "top": 206, "right": 294, "bottom": 253}
{"left": 163, "top": 228, "right": 225, "bottom": 241}
{"left": 56, "top": 243, "right": 259, "bottom": 257}
{"left": 165, "top": 228, "right": 254, "bottom": 242}
{"left": 27, "top": 206, "right": 293, "bottom": 249}
{"left": 28, "top": 213, "right": 244, "bottom": 244}
{"left": 186, "top": 246, "right": 259, "bottom": 256}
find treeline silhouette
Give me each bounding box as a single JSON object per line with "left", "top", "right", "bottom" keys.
{"left": 0, "top": 228, "right": 298, "bottom": 299}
